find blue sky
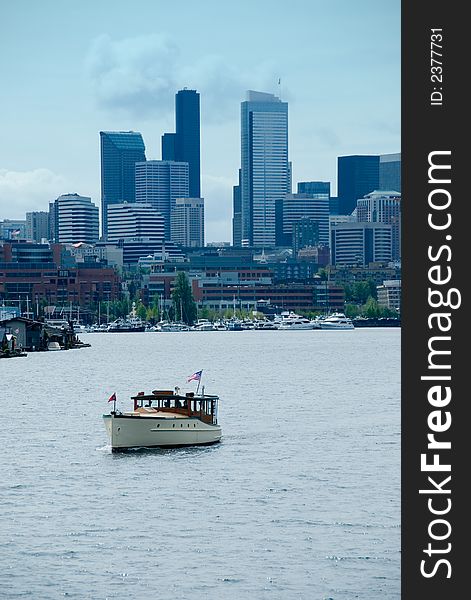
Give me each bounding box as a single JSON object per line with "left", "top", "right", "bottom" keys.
{"left": 0, "top": 0, "right": 400, "bottom": 241}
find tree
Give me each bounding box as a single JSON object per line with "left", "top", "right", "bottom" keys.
{"left": 171, "top": 272, "right": 197, "bottom": 325}
{"left": 136, "top": 302, "right": 147, "bottom": 321}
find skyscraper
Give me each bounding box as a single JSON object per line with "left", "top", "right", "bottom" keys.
{"left": 356, "top": 190, "right": 401, "bottom": 260}
{"left": 161, "top": 133, "right": 176, "bottom": 161}
{"left": 107, "top": 203, "right": 165, "bottom": 243}
{"left": 240, "top": 90, "right": 289, "bottom": 247}
{"left": 379, "top": 153, "right": 401, "bottom": 192}
{"left": 232, "top": 169, "right": 242, "bottom": 247}
{"left": 171, "top": 197, "right": 205, "bottom": 247}
{"left": 162, "top": 89, "right": 201, "bottom": 198}
{"left": 330, "top": 222, "right": 392, "bottom": 266}
{"left": 26, "top": 212, "right": 49, "bottom": 242}
{"left": 100, "top": 131, "right": 146, "bottom": 237}
{"left": 52, "top": 194, "right": 99, "bottom": 244}
{"left": 337, "top": 155, "right": 379, "bottom": 215}
{"left": 297, "top": 181, "right": 330, "bottom": 196}
{"left": 135, "top": 160, "right": 189, "bottom": 240}
{"left": 282, "top": 193, "right": 330, "bottom": 246}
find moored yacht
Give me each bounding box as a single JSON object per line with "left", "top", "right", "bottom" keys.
{"left": 103, "top": 389, "right": 222, "bottom": 451}
{"left": 278, "top": 312, "right": 316, "bottom": 330}
{"left": 318, "top": 312, "right": 354, "bottom": 330}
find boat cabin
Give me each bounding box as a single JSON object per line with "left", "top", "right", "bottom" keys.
{"left": 130, "top": 390, "right": 219, "bottom": 425}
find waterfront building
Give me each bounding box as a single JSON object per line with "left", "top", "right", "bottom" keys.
{"left": 330, "top": 222, "right": 392, "bottom": 267}
{"left": 100, "top": 131, "right": 146, "bottom": 237}
{"left": 0, "top": 242, "right": 121, "bottom": 308}
{"left": 377, "top": 279, "right": 402, "bottom": 312}
{"left": 240, "top": 90, "right": 289, "bottom": 247}
{"left": 232, "top": 170, "right": 242, "bottom": 247}
{"left": 0, "top": 240, "right": 54, "bottom": 263}
{"left": 337, "top": 155, "right": 379, "bottom": 215}
{"left": 282, "top": 193, "right": 329, "bottom": 246}
{"left": 26, "top": 212, "right": 49, "bottom": 242}
{"left": 0, "top": 219, "right": 26, "bottom": 240}
{"left": 170, "top": 197, "right": 204, "bottom": 248}
{"left": 52, "top": 194, "right": 99, "bottom": 244}
{"left": 162, "top": 89, "right": 200, "bottom": 198}
{"left": 135, "top": 160, "right": 189, "bottom": 240}
{"left": 379, "top": 153, "right": 401, "bottom": 192}
{"left": 356, "top": 190, "right": 401, "bottom": 261}
{"left": 326, "top": 262, "right": 401, "bottom": 286}
{"left": 107, "top": 202, "right": 165, "bottom": 243}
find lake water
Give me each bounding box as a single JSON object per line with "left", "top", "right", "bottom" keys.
{"left": 0, "top": 328, "right": 400, "bottom": 599}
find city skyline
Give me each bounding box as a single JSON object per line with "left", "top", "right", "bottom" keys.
{"left": 0, "top": 0, "right": 400, "bottom": 240}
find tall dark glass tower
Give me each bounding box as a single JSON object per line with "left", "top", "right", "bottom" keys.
{"left": 337, "top": 155, "right": 379, "bottom": 215}
{"left": 100, "top": 131, "right": 146, "bottom": 238}
{"left": 162, "top": 89, "right": 201, "bottom": 198}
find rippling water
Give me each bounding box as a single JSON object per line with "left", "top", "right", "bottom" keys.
{"left": 0, "top": 329, "right": 400, "bottom": 599}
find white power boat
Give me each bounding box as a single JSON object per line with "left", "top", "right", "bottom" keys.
{"left": 192, "top": 319, "right": 215, "bottom": 331}
{"left": 278, "top": 313, "right": 316, "bottom": 330}
{"left": 318, "top": 312, "right": 354, "bottom": 330}
{"left": 47, "top": 341, "right": 62, "bottom": 351}
{"left": 103, "top": 389, "right": 222, "bottom": 451}
{"left": 158, "top": 321, "right": 190, "bottom": 332}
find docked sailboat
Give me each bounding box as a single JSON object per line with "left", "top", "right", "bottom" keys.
{"left": 103, "top": 387, "right": 222, "bottom": 451}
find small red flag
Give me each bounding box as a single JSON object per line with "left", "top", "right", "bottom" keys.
{"left": 108, "top": 392, "right": 116, "bottom": 403}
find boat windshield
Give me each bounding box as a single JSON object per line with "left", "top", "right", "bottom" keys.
{"left": 131, "top": 391, "right": 219, "bottom": 424}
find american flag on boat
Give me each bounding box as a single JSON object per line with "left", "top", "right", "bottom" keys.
{"left": 187, "top": 370, "right": 202, "bottom": 383}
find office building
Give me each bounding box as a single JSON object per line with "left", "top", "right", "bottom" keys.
{"left": 232, "top": 170, "right": 242, "bottom": 247}
{"left": 100, "top": 131, "right": 146, "bottom": 237}
{"left": 292, "top": 218, "right": 320, "bottom": 254}
{"left": 26, "top": 212, "right": 49, "bottom": 242}
{"left": 135, "top": 160, "right": 189, "bottom": 240}
{"left": 337, "top": 155, "right": 379, "bottom": 215}
{"left": 282, "top": 193, "right": 329, "bottom": 246}
{"left": 330, "top": 222, "right": 392, "bottom": 266}
{"left": 161, "top": 133, "right": 176, "bottom": 161}
{"left": 356, "top": 190, "right": 401, "bottom": 260}
{"left": 379, "top": 153, "right": 401, "bottom": 192}
{"left": 52, "top": 194, "right": 99, "bottom": 244}
{"left": 240, "top": 90, "right": 289, "bottom": 247}
{"left": 297, "top": 181, "right": 330, "bottom": 196}
{"left": 377, "top": 279, "right": 402, "bottom": 312}
{"left": 171, "top": 197, "right": 205, "bottom": 247}
{"left": 162, "top": 89, "right": 200, "bottom": 197}
{"left": 107, "top": 203, "right": 165, "bottom": 243}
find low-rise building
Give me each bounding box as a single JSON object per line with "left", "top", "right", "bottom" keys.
{"left": 377, "top": 279, "right": 401, "bottom": 311}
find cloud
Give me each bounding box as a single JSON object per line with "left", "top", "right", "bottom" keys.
{"left": 0, "top": 169, "right": 70, "bottom": 218}
{"left": 202, "top": 174, "right": 234, "bottom": 242}
{"left": 85, "top": 33, "right": 278, "bottom": 122}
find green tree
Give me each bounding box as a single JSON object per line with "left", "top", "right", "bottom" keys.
{"left": 171, "top": 272, "right": 197, "bottom": 325}
{"left": 363, "top": 296, "right": 381, "bottom": 318}
{"left": 136, "top": 302, "right": 147, "bottom": 321}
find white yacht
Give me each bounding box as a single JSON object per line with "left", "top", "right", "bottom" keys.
{"left": 103, "top": 389, "right": 222, "bottom": 451}
{"left": 158, "top": 321, "right": 190, "bottom": 332}
{"left": 318, "top": 312, "right": 354, "bottom": 330}
{"left": 192, "top": 319, "right": 215, "bottom": 331}
{"left": 278, "top": 312, "right": 315, "bottom": 330}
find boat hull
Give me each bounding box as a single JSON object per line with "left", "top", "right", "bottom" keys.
{"left": 319, "top": 323, "right": 354, "bottom": 330}
{"left": 103, "top": 414, "right": 222, "bottom": 451}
